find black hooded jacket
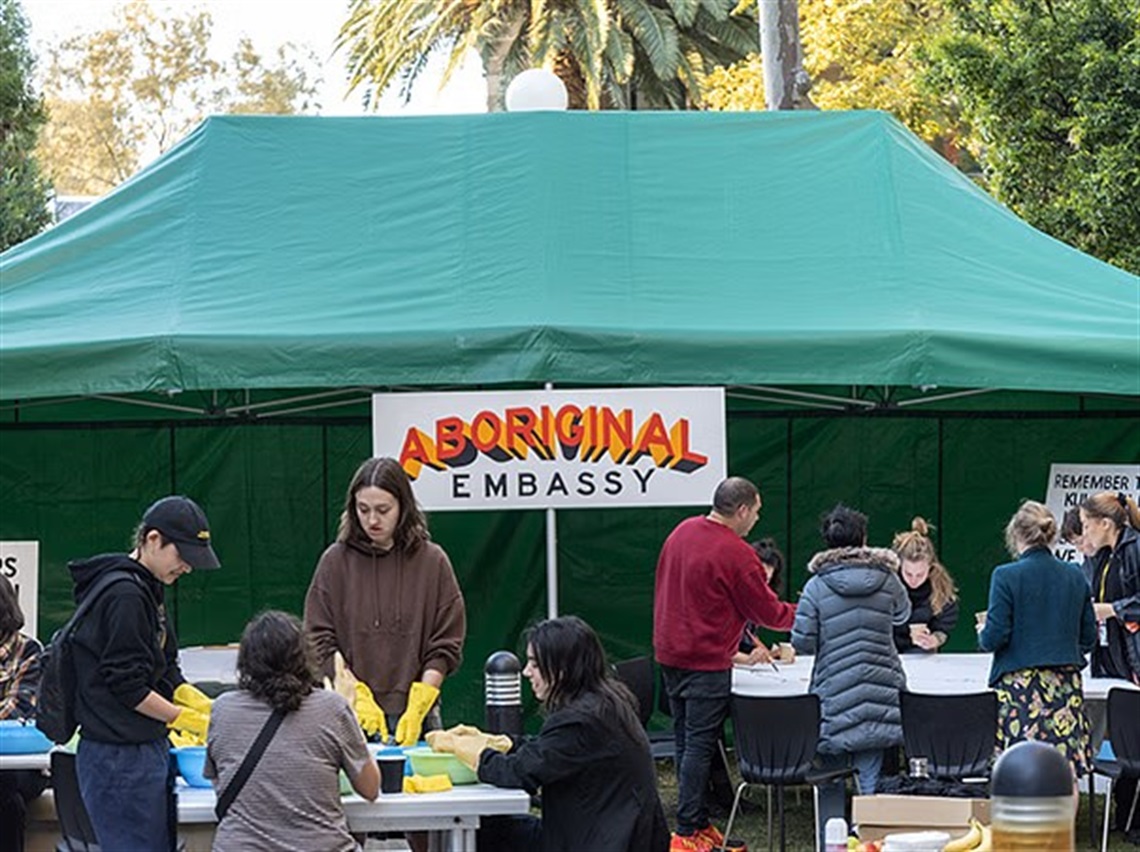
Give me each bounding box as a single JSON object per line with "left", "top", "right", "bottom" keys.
{"left": 478, "top": 691, "right": 670, "bottom": 852}
{"left": 68, "top": 553, "right": 186, "bottom": 744}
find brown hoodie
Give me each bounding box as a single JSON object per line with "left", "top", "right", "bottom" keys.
{"left": 303, "top": 538, "right": 466, "bottom": 716}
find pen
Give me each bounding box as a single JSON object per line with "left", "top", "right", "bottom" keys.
{"left": 770, "top": 662, "right": 780, "bottom": 673}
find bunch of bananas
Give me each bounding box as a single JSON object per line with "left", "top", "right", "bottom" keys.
{"left": 943, "top": 819, "right": 992, "bottom": 852}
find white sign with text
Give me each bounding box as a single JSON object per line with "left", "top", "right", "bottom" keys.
{"left": 373, "top": 387, "right": 726, "bottom": 510}
{"left": 1045, "top": 463, "right": 1140, "bottom": 562}
{"left": 1, "top": 541, "right": 39, "bottom": 639}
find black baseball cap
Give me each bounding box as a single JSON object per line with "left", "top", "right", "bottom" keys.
{"left": 142, "top": 496, "right": 221, "bottom": 571}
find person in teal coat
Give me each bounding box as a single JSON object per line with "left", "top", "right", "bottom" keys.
{"left": 979, "top": 500, "right": 1097, "bottom": 783}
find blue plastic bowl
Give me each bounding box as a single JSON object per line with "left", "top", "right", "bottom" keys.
{"left": 0, "top": 720, "right": 53, "bottom": 754}
{"left": 173, "top": 746, "right": 211, "bottom": 788}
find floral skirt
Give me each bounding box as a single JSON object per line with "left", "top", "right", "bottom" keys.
{"left": 995, "top": 666, "right": 1092, "bottom": 778}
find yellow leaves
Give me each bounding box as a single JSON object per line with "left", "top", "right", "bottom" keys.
{"left": 702, "top": 0, "right": 959, "bottom": 147}
{"left": 704, "top": 54, "right": 765, "bottom": 110}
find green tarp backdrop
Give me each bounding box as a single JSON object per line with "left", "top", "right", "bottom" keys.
{"left": 1, "top": 111, "right": 1137, "bottom": 726}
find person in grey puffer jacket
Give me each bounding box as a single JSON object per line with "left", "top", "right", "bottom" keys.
{"left": 792, "top": 504, "right": 910, "bottom": 848}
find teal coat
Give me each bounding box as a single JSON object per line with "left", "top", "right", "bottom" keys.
{"left": 979, "top": 546, "right": 1097, "bottom": 686}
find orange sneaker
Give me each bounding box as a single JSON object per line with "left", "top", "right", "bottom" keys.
{"left": 670, "top": 832, "right": 714, "bottom": 852}
{"left": 694, "top": 823, "right": 726, "bottom": 849}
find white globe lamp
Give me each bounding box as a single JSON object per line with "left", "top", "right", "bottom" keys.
{"left": 505, "top": 69, "right": 569, "bottom": 112}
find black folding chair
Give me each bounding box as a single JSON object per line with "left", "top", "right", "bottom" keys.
{"left": 50, "top": 751, "right": 100, "bottom": 852}
{"left": 1092, "top": 688, "right": 1140, "bottom": 852}
{"left": 614, "top": 656, "right": 655, "bottom": 728}
{"left": 900, "top": 690, "right": 997, "bottom": 780}
{"left": 725, "top": 693, "right": 854, "bottom": 852}
{"left": 50, "top": 751, "right": 188, "bottom": 852}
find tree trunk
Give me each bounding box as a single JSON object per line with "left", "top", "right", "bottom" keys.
{"left": 552, "top": 52, "right": 590, "bottom": 110}
{"left": 759, "top": 0, "right": 814, "bottom": 110}
{"left": 482, "top": 17, "right": 526, "bottom": 112}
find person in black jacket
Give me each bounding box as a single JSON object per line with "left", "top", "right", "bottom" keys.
{"left": 429, "top": 616, "right": 669, "bottom": 852}
{"left": 1080, "top": 491, "right": 1140, "bottom": 839}
{"left": 891, "top": 517, "right": 959, "bottom": 653}
{"left": 69, "top": 496, "right": 221, "bottom": 852}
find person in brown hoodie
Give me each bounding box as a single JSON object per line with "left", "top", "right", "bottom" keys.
{"left": 304, "top": 457, "right": 466, "bottom": 746}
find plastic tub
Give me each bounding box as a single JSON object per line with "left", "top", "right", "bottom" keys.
{"left": 881, "top": 831, "right": 951, "bottom": 852}
{"left": 0, "top": 720, "right": 53, "bottom": 754}
{"left": 172, "top": 746, "right": 212, "bottom": 788}
{"left": 405, "top": 747, "right": 478, "bottom": 784}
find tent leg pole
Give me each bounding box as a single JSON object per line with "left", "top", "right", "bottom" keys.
{"left": 546, "top": 507, "right": 558, "bottom": 618}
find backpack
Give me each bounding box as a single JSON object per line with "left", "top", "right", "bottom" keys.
{"left": 36, "top": 570, "right": 140, "bottom": 744}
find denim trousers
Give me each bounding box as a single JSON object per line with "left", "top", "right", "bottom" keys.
{"left": 815, "top": 747, "right": 885, "bottom": 849}
{"left": 661, "top": 665, "right": 732, "bottom": 835}
{"left": 77, "top": 738, "right": 175, "bottom": 852}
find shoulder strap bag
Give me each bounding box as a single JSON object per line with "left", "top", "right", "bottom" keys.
{"left": 214, "top": 707, "right": 287, "bottom": 821}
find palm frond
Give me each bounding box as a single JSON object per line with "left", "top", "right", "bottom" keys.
{"left": 615, "top": 0, "right": 680, "bottom": 78}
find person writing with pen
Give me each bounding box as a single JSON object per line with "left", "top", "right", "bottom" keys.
{"left": 733, "top": 539, "right": 795, "bottom": 668}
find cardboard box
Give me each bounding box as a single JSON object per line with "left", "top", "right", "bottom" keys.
{"left": 853, "top": 795, "right": 990, "bottom": 842}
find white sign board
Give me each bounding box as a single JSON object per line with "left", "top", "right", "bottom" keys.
{"left": 1045, "top": 463, "right": 1140, "bottom": 562}
{"left": 373, "top": 387, "right": 727, "bottom": 510}
{"left": 1, "top": 541, "right": 39, "bottom": 640}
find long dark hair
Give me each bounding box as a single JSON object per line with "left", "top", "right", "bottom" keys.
{"left": 0, "top": 576, "right": 24, "bottom": 641}
{"left": 337, "top": 457, "right": 429, "bottom": 552}
{"left": 526, "top": 616, "right": 646, "bottom": 744}
{"left": 237, "top": 611, "right": 320, "bottom": 712}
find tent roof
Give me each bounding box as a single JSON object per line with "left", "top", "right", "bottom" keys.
{"left": 2, "top": 110, "right": 1137, "bottom": 401}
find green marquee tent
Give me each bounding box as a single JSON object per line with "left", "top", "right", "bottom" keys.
{"left": 2, "top": 110, "right": 1137, "bottom": 402}
{"left": 1, "top": 111, "right": 1136, "bottom": 727}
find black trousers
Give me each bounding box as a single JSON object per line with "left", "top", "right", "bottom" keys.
{"left": 0, "top": 769, "right": 49, "bottom": 852}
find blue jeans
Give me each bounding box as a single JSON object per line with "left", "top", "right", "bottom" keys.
{"left": 815, "top": 748, "right": 885, "bottom": 850}
{"left": 77, "top": 738, "right": 175, "bottom": 852}
{"left": 661, "top": 665, "right": 731, "bottom": 835}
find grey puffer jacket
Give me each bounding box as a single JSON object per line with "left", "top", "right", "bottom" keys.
{"left": 792, "top": 546, "right": 911, "bottom": 754}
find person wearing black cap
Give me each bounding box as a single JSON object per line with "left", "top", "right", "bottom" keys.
{"left": 68, "top": 495, "right": 221, "bottom": 852}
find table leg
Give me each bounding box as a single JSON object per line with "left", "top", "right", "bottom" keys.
{"left": 439, "top": 827, "right": 475, "bottom": 851}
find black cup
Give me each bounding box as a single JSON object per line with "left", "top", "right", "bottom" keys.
{"left": 378, "top": 753, "right": 405, "bottom": 794}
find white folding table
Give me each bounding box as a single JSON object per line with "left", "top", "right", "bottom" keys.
{"left": 731, "top": 653, "right": 1138, "bottom": 700}
{"left": 177, "top": 781, "right": 531, "bottom": 852}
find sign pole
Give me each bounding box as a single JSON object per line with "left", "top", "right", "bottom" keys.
{"left": 544, "top": 382, "right": 558, "bottom": 618}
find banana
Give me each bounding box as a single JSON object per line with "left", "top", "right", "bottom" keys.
{"left": 973, "top": 823, "right": 992, "bottom": 852}
{"left": 942, "top": 820, "right": 981, "bottom": 852}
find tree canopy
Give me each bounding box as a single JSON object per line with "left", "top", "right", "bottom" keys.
{"left": 37, "top": 0, "right": 321, "bottom": 196}
{"left": 925, "top": 0, "right": 1140, "bottom": 275}
{"left": 337, "top": 0, "right": 758, "bottom": 110}
{"left": 0, "top": 0, "right": 51, "bottom": 251}
{"left": 705, "top": 0, "right": 961, "bottom": 148}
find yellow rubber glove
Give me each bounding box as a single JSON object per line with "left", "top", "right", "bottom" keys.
{"left": 168, "top": 729, "right": 199, "bottom": 748}
{"left": 403, "top": 773, "right": 454, "bottom": 794}
{"left": 353, "top": 681, "right": 390, "bottom": 742}
{"left": 448, "top": 731, "right": 493, "bottom": 771}
{"left": 394, "top": 682, "right": 440, "bottom": 746}
{"left": 441, "top": 724, "right": 512, "bottom": 753}
{"left": 173, "top": 683, "right": 213, "bottom": 715}
{"left": 167, "top": 706, "right": 209, "bottom": 742}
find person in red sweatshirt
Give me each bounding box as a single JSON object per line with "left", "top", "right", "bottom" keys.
{"left": 654, "top": 477, "right": 796, "bottom": 852}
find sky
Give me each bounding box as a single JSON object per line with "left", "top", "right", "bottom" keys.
{"left": 22, "top": 0, "right": 487, "bottom": 116}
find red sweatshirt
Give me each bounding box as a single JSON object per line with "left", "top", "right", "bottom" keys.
{"left": 654, "top": 516, "right": 796, "bottom": 671}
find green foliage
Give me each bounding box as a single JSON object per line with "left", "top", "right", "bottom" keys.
{"left": 925, "top": 0, "right": 1140, "bottom": 274}
{"left": 0, "top": 0, "right": 51, "bottom": 251}
{"left": 338, "top": 0, "right": 758, "bottom": 110}
{"left": 38, "top": 0, "right": 321, "bottom": 196}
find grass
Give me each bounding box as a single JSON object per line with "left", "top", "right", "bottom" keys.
{"left": 654, "top": 760, "right": 1138, "bottom": 852}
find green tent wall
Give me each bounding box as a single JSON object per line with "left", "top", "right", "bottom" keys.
{"left": 1, "top": 111, "right": 1138, "bottom": 726}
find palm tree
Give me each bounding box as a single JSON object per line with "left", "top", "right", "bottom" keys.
{"left": 337, "top": 0, "right": 757, "bottom": 110}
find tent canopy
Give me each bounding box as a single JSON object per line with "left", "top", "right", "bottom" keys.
{"left": 2, "top": 110, "right": 1137, "bottom": 401}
